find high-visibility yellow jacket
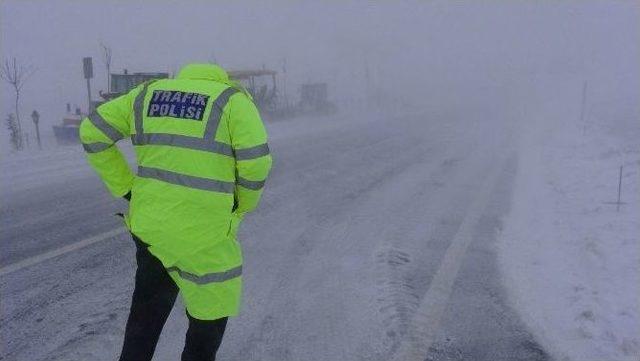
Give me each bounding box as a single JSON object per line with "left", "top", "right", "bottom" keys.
{"left": 79, "top": 63, "right": 272, "bottom": 320}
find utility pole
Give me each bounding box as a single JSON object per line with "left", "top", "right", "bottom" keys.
{"left": 100, "top": 43, "right": 112, "bottom": 92}
{"left": 282, "top": 58, "right": 288, "bottom": 109}
{"left": 31, "top": 110, "right": 41, "bottom": 150}
{"left": 364, "top": 58, "right": 371, "bottom": 106}
{"left": 579, "top": 81, "right": 588, "bottom": 135}
{"left": 83, "top": 57, "right": 94, "bottom": 114}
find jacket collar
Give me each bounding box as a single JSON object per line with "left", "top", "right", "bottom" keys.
{"left": 176, "top": 64, "right": 229, "bottom": 82}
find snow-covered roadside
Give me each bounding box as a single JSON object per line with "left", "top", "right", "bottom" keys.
{"left": 0, "top": 109, "right": 381, "bottom": 187}
{"left": 499, "top": 112, "right": 640, "bottom": 360}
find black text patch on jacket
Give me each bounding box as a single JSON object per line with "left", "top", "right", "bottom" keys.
{"left": 147, "top": 90, "right": 210, "bottom": 121}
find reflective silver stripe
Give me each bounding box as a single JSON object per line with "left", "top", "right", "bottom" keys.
{"left": 82, "top": 142, "right": 112, "bottom": 153}
{"left": 235, "top": 143, "right": 270, "bottom": 160}
{"left": 203, "top": 87, "right": 238, "bottom": 140}
{"left": 236, "top": 176, "right": 265, "bottom": 190}
{"left": 133, "top": 82, "right": 152, "bottom": 136}
{"left": 166, "top": 265, "right": 242, "bottom": 284}
{"left": 137, "top": 166, "right": 234, "bottom": 193}
{"left": 87, "top": 112, "right": 123, "bottom": 142}
{"left": 131, "top": 133, "right": 234, "bottom": 157}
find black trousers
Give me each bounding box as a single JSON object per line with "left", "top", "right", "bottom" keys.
{"left": 119, "top": 234, "right": 228, "bottom": 361}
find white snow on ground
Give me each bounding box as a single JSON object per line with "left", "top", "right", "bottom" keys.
{"left": 4, "top": 97, "right": 637, "bottom": 360}
{"left": 500, "top": 98, "right": 640, "bottom": 361}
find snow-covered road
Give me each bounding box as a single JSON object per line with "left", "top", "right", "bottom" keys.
{"left": 1, "top": 110, "right": 550, "bottom": 361}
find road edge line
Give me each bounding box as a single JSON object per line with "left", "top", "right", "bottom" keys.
{"left": 0, "top": 227, "right": 127, "bottom": 277}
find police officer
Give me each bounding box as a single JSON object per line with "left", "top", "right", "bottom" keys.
{"left": 80, "top": 63, "right": 272, "bottom": 361}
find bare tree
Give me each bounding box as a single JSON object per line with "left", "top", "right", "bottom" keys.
{"left": 1, "top": 57, "right": 36, "bottom": 150}
{"left": 100, "top": 42, "right": 113, "bottom": 91}
{"left": 5, "top": 113, "right": 20, "bottom": 151}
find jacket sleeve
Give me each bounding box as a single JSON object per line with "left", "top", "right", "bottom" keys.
{"left": 79, "top": 87, "right": 139, "bottom": 197}
{"left": 227, "top": 92, "right": 273, "bottom": 216}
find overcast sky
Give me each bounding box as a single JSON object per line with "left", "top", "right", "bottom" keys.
{"left": 1, "top": 1, "right": 638, "bottom": 145}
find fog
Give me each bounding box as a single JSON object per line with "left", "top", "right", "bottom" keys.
{"left": 1, "top": 2, "right": 639, "bottom": 361}
{"left": 2, "top": 1, "right": 638, "bottom": 144}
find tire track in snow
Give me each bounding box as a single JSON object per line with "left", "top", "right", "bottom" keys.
{"left": 390, "top": 157, "right": 508, "bottom": 361}
{"left": 369, "top": 149, "right": 484, "bottom": 360}
{"left": 229, "top": 140, "right": 432, "bottom": 361}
